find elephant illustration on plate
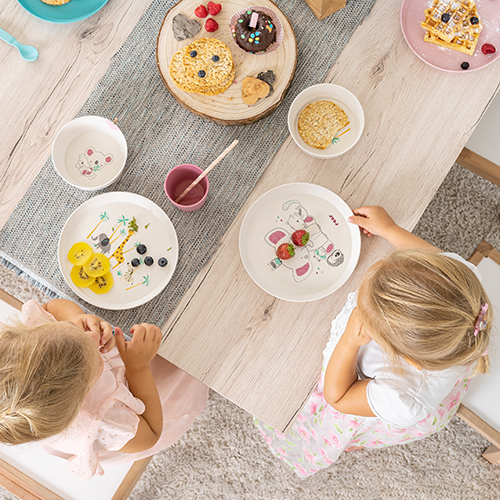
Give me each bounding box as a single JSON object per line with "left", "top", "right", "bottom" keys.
{"left": 91, "top": 233, "right": 111, "bottom": 254}
{"left": 282, "top": 200, "right": 344, "bottom": 267}
{"left": 265, "top": 228, "right": 313, "bottom": 282}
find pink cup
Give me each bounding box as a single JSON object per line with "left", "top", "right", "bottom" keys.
{"left": 164, "top": 164, "right": 209, "bottom": 212}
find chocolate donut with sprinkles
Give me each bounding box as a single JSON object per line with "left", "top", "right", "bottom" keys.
{"left": 233, "top": 10, "right": 276, "bottom": 53}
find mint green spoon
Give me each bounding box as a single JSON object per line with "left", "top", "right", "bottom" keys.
{"left": 0, "top": 27, "right": 38, "bottom": 61}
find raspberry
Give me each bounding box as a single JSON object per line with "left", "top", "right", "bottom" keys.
{"left": 194, "top": 5, "right": 208, "bottom": 18}
{"left": 482, "top": 43, "right": 496, "bottom": 55}
{"left": 207, "top": 1, "right": 222, "bottom": 15}
{"left": 205, "top": 18, "right": 218, "bottom": 32}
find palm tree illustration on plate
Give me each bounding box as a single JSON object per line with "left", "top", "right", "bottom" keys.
{"left": 126, "top": 274, "right": 151, "bottom": 291}
{"left": 86, "top": 212, "right": 109, "bottom": 239}
{"left": 110, "top": 215, "right": 130, "bottom": 244}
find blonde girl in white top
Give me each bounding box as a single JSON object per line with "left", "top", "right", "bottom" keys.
{"left": 255, "top": 206, "right": 491, "bottom": 477}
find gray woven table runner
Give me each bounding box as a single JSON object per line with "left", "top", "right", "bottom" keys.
{"left": 0, "top": 0, "right": 375, "bottom": 332}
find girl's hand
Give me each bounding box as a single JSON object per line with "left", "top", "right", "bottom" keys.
{"left": 70, "top": 314, "right": 115, "bottom": 353}
{"left": 114, "top": 324, "right": 161, "bottom": 372}
{"left": 348, "top": 206, "right": 396, "bottom": 239}
{"left": 343, "top": 308, "right": 372, "bottom": 348}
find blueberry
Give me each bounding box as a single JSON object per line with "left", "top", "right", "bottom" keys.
{"left": 190, "top": 50, "right": 197, "bottom": 57}
{"left": 198, "top": 70, "right": 206, "bottom": 78}
{"left": 461, "top": 61, "right": 470, "bottom": 70}
{"left": 212, "top": 55, "right": 220, "bottom": 62}
{"left": 144, "top": 256, "right": 154, "bottom": 266}
{"left": 470, "top": 16, "right": 479, "bottom": 25}
{"left": 158, "top": 257, "right": 168, "bottom": 267}
{"left": 101, "top": 237, "right": 109, "bottom": 247}
{"left": 441, "top": 13, "right": 450, "bottom": 22}
{"left": 137, "top": 244, "right": 147, "bottom": 254}
{"left": 131, "top": 258, "right": 140, "bottom": 267}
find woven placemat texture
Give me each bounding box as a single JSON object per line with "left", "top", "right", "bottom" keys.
{"left": 0, "top": 0, "right": 376, "bottom": 332}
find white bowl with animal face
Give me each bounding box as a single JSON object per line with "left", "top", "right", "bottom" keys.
{"left": 52, "top": 116, "right": 127, "bottom": 191}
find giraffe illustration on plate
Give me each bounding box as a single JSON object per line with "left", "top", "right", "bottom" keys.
{"left": 109, "top": 217, "right": 139, "bottom": 269}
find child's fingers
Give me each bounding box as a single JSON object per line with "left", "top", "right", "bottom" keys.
{"left": 99, "top": 322, "right": 116, "bottom": 352}
{"left": 348, "top": 214, "right": 370, "bottom": 230}
{"left": 84, "top": 315, "right": 101, "bottom": 334}
{"left": 130, "top": 324, "right": 161, "bottom": 340}
{"left": 98, "top": 320, "right": 113, "bottom": 344}
{"left": 114, "top": 327, "right": 127, "bottom": 354}
{"left": 351, "top": 206, "right": 371, "bottom": 217}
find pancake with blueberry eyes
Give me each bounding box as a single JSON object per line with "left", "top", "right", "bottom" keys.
{"left": 169, "top": 37, "right": 235, "bottom": 96}
{"left": 169, "top": 51, "right": 235, "bottom": 96}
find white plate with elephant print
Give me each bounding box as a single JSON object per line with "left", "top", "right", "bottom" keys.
{"left": 58, "top": 192, "right": 178, "bottom": 310}
{"left": 239, "top": 183, "right": 361, "bottom": 302}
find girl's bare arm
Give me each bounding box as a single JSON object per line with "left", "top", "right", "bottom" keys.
{"left": 114, "top": 325, "right": 163, "bottom": 453}
{"left": 323, "top": 308, "right": 375, "bottom": 417}
{"left": 348, "top": 206, "right": 440, "bottom": 252}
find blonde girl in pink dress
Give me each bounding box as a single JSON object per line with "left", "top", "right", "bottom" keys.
{"left": 0, "top": 299, "right": 208, "bottom": 479}
{"left": 255, "top": 206, "right": 491, "bottom": 477}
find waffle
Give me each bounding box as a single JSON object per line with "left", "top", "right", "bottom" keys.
{"left": 422, "top": 5, "right": 483, "bottom": 56}
{"left": 421, "top": 0, "right": 475, "bottom": 44}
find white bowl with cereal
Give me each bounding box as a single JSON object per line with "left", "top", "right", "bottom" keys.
{"left": 288, "top": 84, "right": 364, "bottom": 159}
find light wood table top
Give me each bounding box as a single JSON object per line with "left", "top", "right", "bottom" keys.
{"left": 1, "top": 0, "right": 499, "bottom": 433}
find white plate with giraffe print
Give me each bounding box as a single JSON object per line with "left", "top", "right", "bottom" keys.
{"left": 58, "top": 192, "right": 178, "bottom": 309}
{"left": 239, "top": 183, "right": 360, "bottom": 302}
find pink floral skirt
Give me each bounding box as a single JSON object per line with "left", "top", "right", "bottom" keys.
{"left": 254, "top": 376, "right": 470, "bottom": 477}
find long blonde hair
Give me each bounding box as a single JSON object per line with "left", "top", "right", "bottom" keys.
{"left": 357, "top": 250, "right": 491, "bottom": 376}
{"left": 0, "top": 321, "right": 100, "bottom": 445}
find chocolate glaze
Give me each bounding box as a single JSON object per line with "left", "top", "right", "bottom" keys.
{"left": 233, "top": 10, "right": 276, "bottom": 53}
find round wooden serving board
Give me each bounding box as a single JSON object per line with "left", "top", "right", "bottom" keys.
{"left": 157, "top": 0, "right": 297, "bottom": 125}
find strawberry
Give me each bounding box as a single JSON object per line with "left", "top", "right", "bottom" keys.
{"left": 205, "top": 18, "right": 219, "bottom": 32}
{"left": 292, "top": 230, "right": 309, "bottom": 247}
{"left": 276, "top": 243, "right": 295, "bottom": 260}
{"left": 194, "top": 4, "right": 208, "bottom": 18}
{"left": 207, "top": 1, "right": 222, "bottom": 15}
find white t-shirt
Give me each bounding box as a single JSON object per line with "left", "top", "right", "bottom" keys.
{"left": 325, "top": 252, "right": 481, "bottom": 428}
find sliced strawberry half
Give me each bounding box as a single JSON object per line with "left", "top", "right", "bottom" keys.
{"left": 276, "top": 243, "right": 295, "bottom": 260}
{"left": 205, "top": 18, "right": 218, "bottom": 32}
{"left": 207, "top": 1, "right": 222, "bottom": 15}
{"left": 291, "top": 230, "right": 309, "bottom": 247}
{"left": 194, "top": 4, "right": 208, "bottom": 18}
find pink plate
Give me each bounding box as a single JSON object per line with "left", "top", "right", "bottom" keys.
{"left": 401, "top": 0, "right": 500, "bottom": 72}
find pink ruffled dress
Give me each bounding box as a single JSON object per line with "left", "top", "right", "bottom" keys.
{"left": 20, "top": 301, "right": 209, "bottom": 480}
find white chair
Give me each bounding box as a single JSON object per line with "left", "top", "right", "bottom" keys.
{"left": 456, "top": 241, "right": 500, "bottom": 464}
{"left": 0, "top": 289, "right": 150, "bottom": 500}
{"left": 459, "top": 89, "right": 500, "bottom": 186}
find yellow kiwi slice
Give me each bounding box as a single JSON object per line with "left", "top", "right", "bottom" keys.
{"left": 67, "top": 242, "right": 93, "bottom": 266}
{"left": 89, "top": 271, "right": 114, "bottom": 294}
{"left": 70, "top": 265, "right": 95, "bottom": 288}
{"left": 83, "top": 253, "right": 111, "bottom": 278}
